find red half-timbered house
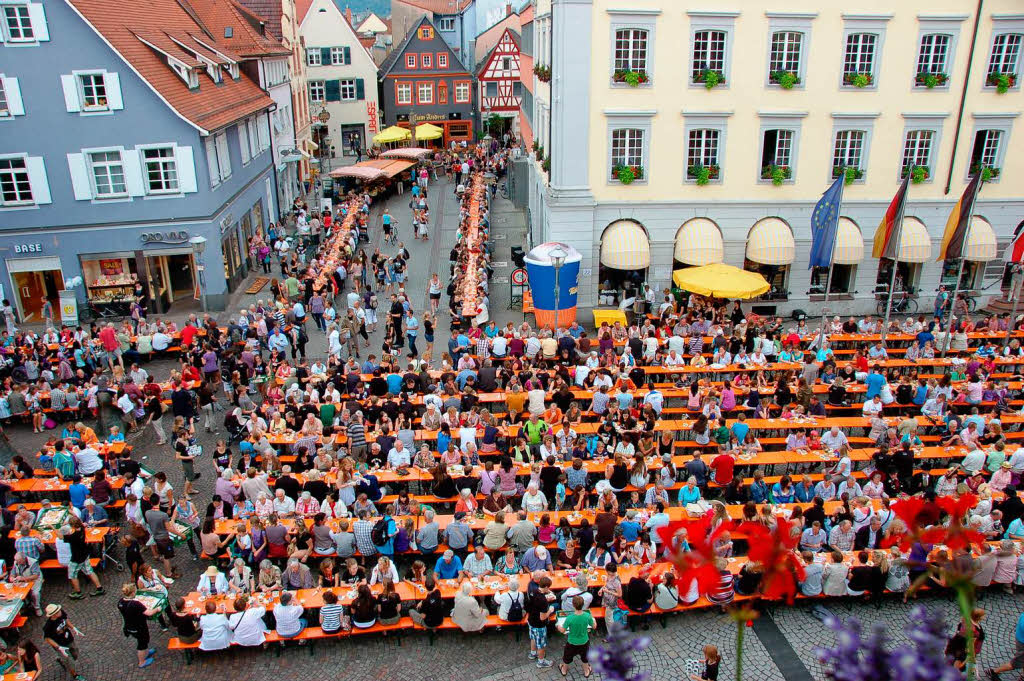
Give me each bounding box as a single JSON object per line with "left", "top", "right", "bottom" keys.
{"left": 476, "top": 28, "right": 521, "bottom": 131}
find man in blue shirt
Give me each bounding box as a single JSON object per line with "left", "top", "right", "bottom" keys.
{"left": 386, "top": 371, "right": 403, "bottom": 395}
{"left": 730, "top": 414, "right": 750, "bottom": 443}
{"left": 405, "top": 310, "right": 419, "bottom": 358}
{"left": 434, "top": 550, "right": 463, "bottom": 579}
{"left": 864, "top": 367, "right": 886, "bottom": 400}
{"left": 68, "top": 475, "right": 89, "bottom": 511}
{"left": 361, "top": 356, "right": 378, "bottom": 374}
{"left": 456, "top": 368, "right": 477, "bottom": 390}
{"left": 619, "top": 510, "right": 642, "bottom": 542}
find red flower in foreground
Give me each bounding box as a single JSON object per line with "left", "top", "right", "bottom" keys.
{"left": 883, "top": 497, "right": 929, "bottom": 550}
{"left": 658, "top": 517, "right": 733, "bottom": 596}
{"left": 737, "top": 520, "right": 805, "bottom": 603}
{"left": 920, "top": 494, "right": 986, "bottom": 552}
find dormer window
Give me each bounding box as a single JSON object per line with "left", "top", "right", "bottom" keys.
{"left": 206, "top": 62, "right": 222, "bottom": 83}
{"left": 168, "top": 59, "right": 200, "bottom": 88}
{"left": 226, "top": 63, "right": 239, "bottom": 80}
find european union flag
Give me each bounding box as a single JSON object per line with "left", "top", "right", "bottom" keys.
{"left": 808, "top": 174, "right": 845, "bottom": 269}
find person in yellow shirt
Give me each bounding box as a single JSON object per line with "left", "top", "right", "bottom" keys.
{"left": 74, "top": 422, "right": 98, "bottom": 445}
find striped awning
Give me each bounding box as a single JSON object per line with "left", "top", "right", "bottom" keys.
{"left": 601, "top": 220, "right": 650, "bottom": 270}
{"left": 963, "top": 216, "right": 997, "bottom": 262}
{"left": 897, "top": 217, "right": 932, "bottom": 263}
{"left": 833, "top": 217, "right": 864, "bottom": 265}
{"left": 674, "top": 218, "right": 724, "bottom": 266}
{"left": 746, "top": 218, "right": 795, "bottom": 265}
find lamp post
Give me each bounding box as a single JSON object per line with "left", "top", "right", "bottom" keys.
{"left": 549, "top": 245, "right": 567, "bottom": 332}
{"left": 189, "top": 236, "right": 208, "bottom": 313}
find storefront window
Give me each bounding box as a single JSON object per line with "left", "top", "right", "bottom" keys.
{"left": 810, "top": 265, "right": 857, "bottom": 295}
{"left": 743, "top": 260, "right": 789, "bottom": 300}
{"left": 80, "top": 256, "right": 137, "bottom": 312}
{"left": 875, "top": 259, "right": 920, "bottom": 294}
{"left": 940, "top": 259, "right": 982, "bottom": 290}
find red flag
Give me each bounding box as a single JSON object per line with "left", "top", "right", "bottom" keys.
{"left": 872, "top": 176, "right": 910, "bottom": 259}
{"left": 1008, "top": 231, "right": 1024, "bottom": 264}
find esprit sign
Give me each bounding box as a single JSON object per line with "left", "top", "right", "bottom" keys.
{"left": 140, "top": 230, "right": 189, "bottom": 244}
{"left": 13, "top": 243, "right": 42, "bottom": 254}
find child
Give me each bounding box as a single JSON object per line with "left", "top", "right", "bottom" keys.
{"left": 555, "top": 474, "right": 567, "bottom": 510}
{"left": 537, "top": 514, "right": 555, "bottom": 545}
{"left": 555, "top": 518, "right": 573, "bottom": 551}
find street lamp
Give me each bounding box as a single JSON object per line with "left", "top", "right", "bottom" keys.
{"left": 549, "top": 245, "right": 567, "bottom": 332}
{"left": 189, "top": 236, "right": 208, "bottom": 313}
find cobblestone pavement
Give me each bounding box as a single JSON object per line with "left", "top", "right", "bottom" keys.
{"left": 2, "top": 176, "right": 1021, "bottom": 680}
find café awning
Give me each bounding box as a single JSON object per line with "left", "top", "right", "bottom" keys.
{"left": 414, "top": 123, "right": 444, "bottom": 140}
{"left": 381, "top": 147, "right": 434, "bottom": 160}
{"left": 600, "top": 220, "right": 650, "bottom": 270}
{"left": 672, "top": 264, "right": 771, "bottom": 299}
{"left": 674, "top": 218, "right": 724, "bottom": 266}
{"left": 963, "top": 216, "right": 997, "bottom": 262}
{"left": 833, "top": 218, "right": 865, "bottom": 265}
{"left": 328, "top": 159, "right": 416, "bottom": 180}
{"left": 373, "top": 125, "right": 412, "bottom": 144}
{"left": 746, "top": 218, "right": 795, "bottom": 265}
{"left": 896, "top": 217, "right": 932, "bottom": 263}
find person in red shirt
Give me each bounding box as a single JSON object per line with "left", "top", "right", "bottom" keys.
{"left": 709, "top": 451, "right": 735, "bottom": 486}
{"left": 98, "top": 323, "right": 121, "bottom": 370}
{"left": 180, "top": 323, "right": 198, "bottom": 348}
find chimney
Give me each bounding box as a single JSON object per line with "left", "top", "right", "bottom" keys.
{"left": 345, "top": 5, "right": 352, "bottom": 26}
{"left": 505, "top": 2, "right": 511, "bottom": 16}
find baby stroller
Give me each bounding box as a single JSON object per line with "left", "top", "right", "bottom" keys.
{"left": 224, "top": 408, "right": 249, "bottom": 445}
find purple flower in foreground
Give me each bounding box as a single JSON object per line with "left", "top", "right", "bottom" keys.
{"left": 587, "top": 624, "right": 651, "bottom": 681}
{"left": 815, "top": 606, "right": 960, "bottom": 681}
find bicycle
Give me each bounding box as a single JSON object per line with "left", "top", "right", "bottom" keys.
{"left": 876, "top": 288, "right": 918, "bottom": 317}
{"left": 499, "top": 182, "right": 510, "bottom": 200}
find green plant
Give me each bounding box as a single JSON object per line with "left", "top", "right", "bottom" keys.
{"left": 769, "top": 70, "right": 800, "bottom": 89}
{"left": 916, "top": 71, "right": 948, "bottom": 88}
{"left": 687, "top": 164, "right": 719, "bottom": 185}
{"left": 697, "top": 68, "right": 724, "bottom": 90}
{"left": 970, "top": 164, "right": 1000, "bottom": 182}
{"left": 987, "top": 72, "right": 1016, "bottom": 93}
{"left": 532, "top": 64, "right": 551, "bottom": 82}
{"left": 613, "top": 164, "right": 643, "bottom": 184}
{"left": 612, "top": 69, "right": 649, "bottom": 86}
{"left": 535, "top": 145, "right": 544, "bottom": 162}
{"left": 833, "top": 166, "right": 864, "bottom": 185}
{"left": 843, "top": 72, "right": 872, "bottom": 88}
{"left": 531, "top": 140, "right": 539, "bottom": 152}
{"left": 761, "top": 164, "right": 792, "bottom": 185}
{"left": 542, "top": 158, "right": 550, "bottom": 173}
{"left": 903, "top": 165, "right": 930, "bottom": 184}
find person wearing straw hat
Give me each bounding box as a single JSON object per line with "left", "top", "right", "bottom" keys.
{"left": 42, "top": 603, "right": 86, "bottom": 680}
{"left": 197, "top": 565, "right": 229, "bottom": 596}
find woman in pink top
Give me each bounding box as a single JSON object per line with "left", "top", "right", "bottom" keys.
{"left": 496, "top": 458, "right": 519, "bottom": 496}
{"left": 719, "top": 380, "right": 736, "bottom": 412}
{"left": 993, "top": 540, "right": 1019, "bottom": 587}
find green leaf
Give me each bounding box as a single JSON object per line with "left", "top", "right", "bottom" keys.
{"left": 852, "top": 74, "right": 869, "bottom": 88}
{"left": 624, "top": 71, "right": 641, "bottom": 87}
{"left": 779, "top": 71, "right": 798, "bottom": 89}
{"left": 702, "top": 69, "right": 721, "bottom": 90}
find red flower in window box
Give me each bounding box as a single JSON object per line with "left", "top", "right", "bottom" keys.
{"left": 736, "top": 520, "right": 805, "bottom": 603}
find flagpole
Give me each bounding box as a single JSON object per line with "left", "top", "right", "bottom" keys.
{"left": 941, "top": 178, "right": 981, "bottom": 358}
{"left": 881, "top": 189, "right": 909, "bottom": 348}
{"left": 817, "top": 173, "right": 846, "bottom": 352}
{"left": 1006, "top": 286, "right": 1020, "bottom": 347}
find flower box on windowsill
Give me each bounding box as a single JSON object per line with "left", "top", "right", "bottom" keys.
{"left": 612, "top": 69, "right": 650, "bottom": 87}
{"left": 986, "top": 72, "right": 1017, "bottom": 93}
{"left": 832, "top": 166, "right": 864, "bottom": 185}
{"left": 842, "top": 72, "right": 873, "bottom": 88}
{"left": 915, "top": 72, "right": 949, "bottom": 89}
{"left": 687, "top": 164, "right": 720, "bottom": 185}
{"left": 693, "top": 69, "right": 725, "bottom": 90}
{"left": 612, "top": 164, "right": 644, "bottom": 184}
{"left": 761, "top": 164, "right": 792, "bottom": 185}
{"left": 533, "top": 64, "right": 551, "bottom": 83}
{"left": 901, "top": 165, "right": 930, "bottom": 184}
{"left": 768, "top": 70, "right": 800, "bottom": 89}
{"left": 970, "top": 164, "right": 1000, "bottom": 182}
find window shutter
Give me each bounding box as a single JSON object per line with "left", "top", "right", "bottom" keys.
{"left": 122, "top": 149, "right": 145, "bottom": 197}
{"left": 356, "top": 78, "right": 365, "bottom": 100}
{"left": 215, "top": 134, "right": 231, "bottom": 179}
{"left": 344, "top": 46, "right": 351, "bottom": 64}
{"left": 238, "top": 122, "right": 251, "bottom": 164}
{"left": 66, "top": 153, "right": 92, "bottom": 200}
{"left": 204, "top": 137, "right": 219, "bottom": 186}
{"left": 24, "top": 157, "right": 50, "bottom": 204}
{"left": 258, "top": 116, "right": 270, "bottom": 151}
{"left": 61, "top": 75, "right": 81, "bottom": 112}
{"left": 104, "top": 72, "right": 123, "bottom": 110}
{"left": 27, "top": 3, "right": 49, "bottom": 41}
{"left": 2, "top": 77, "right": 23, "bottom": 115}
{"left": 248, "top": 118, "right": 259, "bottom": 154}
{"left": 325, "top": 80, "right": 341, "bottom": 101}
{"left": 321, "top": 47, "right": 331, "bottom": 65}
{"left": 175, "top": 145, "right": 198, "bottom": 193}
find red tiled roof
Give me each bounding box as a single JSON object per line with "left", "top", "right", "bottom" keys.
{"left": 68, "top": 0, "right": 277, "bottom": 133}
{"left": 396, "top": 0, "right": 472, "bottom": 14}
{"left": 194, "top": 0, "right": 291, "bottom": 57}
{"left": 294, "top": 0, "right": 313, "bottom": 25}
{"left": 358, "top": 36, "right": 375, "bottom": 49}
{"left": 235, "top": 0, "right": 283, "bottom": 40}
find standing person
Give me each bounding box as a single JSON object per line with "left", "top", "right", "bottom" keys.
{"left": 66, "top": 517, "right": 104, "bottom": 599}
{"left": 556, "top": 595, "right": 595, "bottom": 677}
{"left": 405, "top": 309, "right": 419, "bottom": 359}
{"left": 526, "top": 575, "right": 555, "bottom": 668}
{"left": 117, "top": 584, "right": 160, "bottom": 668}
{"left": 173, "top": 428, "right": 200, "bottom": 495}
{"left": 42, "top": 604, "right": 86, "bottom": 681}
{"left": 2, "top": 298, "right": 16, "bottom": 334}
{"left": 689, "top": 644, "right": 722, "bottom": 681}
{"left": 428, "top": 274, "right": 443, "bottom": 314}
{"left": 41, "top": 295, "right": 55, "bottom": 330}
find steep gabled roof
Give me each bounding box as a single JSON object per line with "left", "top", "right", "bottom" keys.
{"left": 235, "top": 0, "right": 282, "bottom": 40}
{"left": 194, "top": 0, "right": 291, "bottom": 57}
{"left": 67, "top": 0, "right": 277, "bottom": 133}
{"left": 379, "top": 15, "right": 468, "bottom": 79}
{"left": 395, "top": 0, "right": 471, "bottom": 14}
{"left": 475, "top": 27, "right": 519, "bottom": 75}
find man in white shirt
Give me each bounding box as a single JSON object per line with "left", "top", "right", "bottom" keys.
{"left": 273, "top": 489, "right": 296, "bottom": 517}
{"left": 643, "top": 385, "right": 664, "bottom": 415}
{"left": 493, "top": 578, "right": 524, "bottom": 621}
{"left": 664, "top": 350, "right": 684, "bottom": 367}
{"left": 861, "top": 396, "right": 883, "bottom": 417}
{"left": 387, "top": 441, "right": 410, "bottom": 469}
{"left": 74, "top": 446, "right": 104, "bottom": 475}
{"left": 1008, "top": 446, "right": 1024, "bottom": 475}
{"left": 960, "top": 444, "right": 986, "bottom": 475}
{"left": 667, "top": 334, "right": 686, "bottom": 355}
{"left": 820, "top": 426, "right": 849, "bottom": 452}
{"left": 152, "top": 331, "right": 172, "bottom": 352}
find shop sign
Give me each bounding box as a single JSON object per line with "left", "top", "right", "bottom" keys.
{"left": 416, "top": 113, "right": 448, "bottom": 122}
{"left": 140, "top": 230, "right": 190, "bottom": 245}
{"left": 13, "top": 243, "right": 42, "bottom": 254}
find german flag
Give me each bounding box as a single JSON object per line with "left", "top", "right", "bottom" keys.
{"left": 872, "top": 175, "right": 910, "bottom": 259}
{"left": 937, "top": 173, "right": 983, "bottom": 261}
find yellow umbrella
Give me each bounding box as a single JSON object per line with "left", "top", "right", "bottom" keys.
{"left": 672, "top": 263, "right": 770, "bottom": 299}
{"left": 373, "top": 125, "right": 412, "bottom": 144}
{"left": 414, "top": 123, "right": 444, "bottom": 140}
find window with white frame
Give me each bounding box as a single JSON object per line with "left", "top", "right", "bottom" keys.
{"left": 2, "top": 5, "right": 33, "bottom": 41}
{"left": 340, "top": 79, "right": 356, "bottom": 101}
{"left": 142, "top": 147, "right": 178, "bottom": 193}
{"left": 988, "top": 33, "right": 1022, "bottom": 83}
{"left": 438, "top": 53, "right": 448, "bottom": 68}
{"left": 901, "top": 129, "right": 934, "bottom": 178}
{"left": 692, "top": 30, "right": 726, "bottom": 82}
{"left": 306, "top": 48, "right": 321, "bottom": 66}
{"left": 417, "top": 82, "right": 433, "bottom": 104}
{"left": 309, "top": 80, "right": 325, "bottom": 102}
{"left": 769, "top": 31, "right": 802, "bottom": 81}
{"left": 832, "top": 130, "right": 865, "bottom": 178}
{"left": 455, "top": 81, "right": 470, "bottom": 103}
{"left": 610, "top": 128, "right": 644, "bottom": 179}
{"left": 79, "top": 73, "right": 108, "bottom": 110}
{"left": 970, "top": 129, "right": 1003, "bottom": 174}
{"left": 437, "top": 17, "right": 455, "bottom": 31}
{"left": 396, "top": 82, "right": 412, "bottom": 104}
{"left": 842, "top": 33, "right": 876, "bottom": 84}
{"left": 917, "top": 34, "right": 951, "bottom": 79}
{"left": 686, "top": 129, "right": 719, "bottom": 179}
{"left": 0, "top": 80, "right": 7, "bottom": 117}
{"left": 330, "top": 47, "right": 346, "bottom": 65}
{"left": 0, "top": 158, "right": 32, "bottom": 205}
{"left": 405, "top": 54, "right": 416, "bottom": 68}
{"left": 761, "top": 129, "right": 793, "bottom": 177}
{"left": 613, "top": 29, "right": 648, "bottom": 74}
{"left": 89, "top": 150, "right": 127, "bottom": 197}
{"left": 421, "top": 53, "right": 431, "bottom": 68}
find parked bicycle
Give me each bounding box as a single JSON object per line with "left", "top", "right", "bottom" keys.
{"left": 876, "top": 287, "right": 918, "bottom": 316}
